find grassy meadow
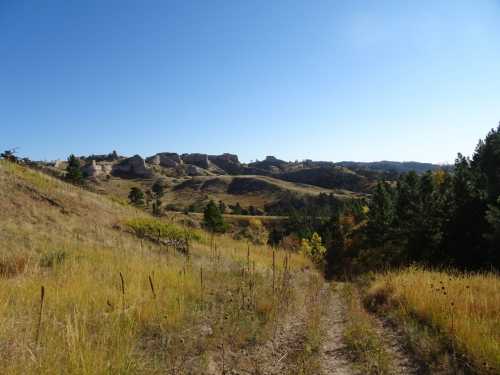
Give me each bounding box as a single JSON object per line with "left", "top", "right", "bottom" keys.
{"left": 0, "top": 160, "right": 316, "bottom": 374}
{"left": 365, "top": 267, "right": 500, "bottom": 374}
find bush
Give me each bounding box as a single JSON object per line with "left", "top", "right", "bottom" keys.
{"left": 301, "top": 232, "right": 326, "bottom": 265}
{"left": 126, "top": 217, "right": 200, "bottom": 242}
{"left": 234, "top": 218, "right": 269, "bottom": 245}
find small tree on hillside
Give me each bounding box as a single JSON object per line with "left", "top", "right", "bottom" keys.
{"left": 301, "top": 232, "right": 326, "bottom": 265}
{"left": 152, "top": 199, "right": 162, "bottom": 216}
{"left": 128, "top": 187, "right": 145, "bottom": 206}
{"left": 1, "top": 149, "right": 19, "bottom": 163}
{"left": 218, "top": 200, "right": 226, "bottom": 214}
{"left": 151, "top": 179, "right": 165, "bottom": 216}
{"left": 66, "top": 154, "right": 84, "bottom": 185}
{"left": 152, "top": 179, "right": 165, "bottom": 199}
{"left": 203, "top": 200, "right": 226, "bottom": 233}
{"left": 231, "top": 202, "right": 243, "bottom": 215}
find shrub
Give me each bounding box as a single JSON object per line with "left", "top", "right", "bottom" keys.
{"left": 126, "top": 217, "right": 200, "bottom": 242}
{"left": 301, "top": 232, "right": 326, "bottom": 265}
{"left": 39, "top": 250, "right": 67, "bottom": 268}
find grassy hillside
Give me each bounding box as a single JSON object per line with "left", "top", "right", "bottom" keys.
{"left": 279, "top": 166, "right": 373, "bottom": 193}
{"left": 365, "top": 268, "right": 500, "bottom": 374}
{"left": 92, "top": 173, "right": 352, "bottom": 213}
{"left": 0, "top": 160, "right": 319, "bottom": 374}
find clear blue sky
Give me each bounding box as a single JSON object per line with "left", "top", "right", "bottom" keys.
{"left": 1, "top": 1, "right": 499, "bottom": 163}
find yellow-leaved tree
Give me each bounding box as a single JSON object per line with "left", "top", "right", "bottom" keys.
{"left": 301, "top": 232, "right": 326, "bottom": 265}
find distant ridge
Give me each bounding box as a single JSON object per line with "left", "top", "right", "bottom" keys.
{"left": 336, "top": 160, "right": 448, "bottom": 174}
{"left": 33, "top": 151, "right": 450, "bottom": 213}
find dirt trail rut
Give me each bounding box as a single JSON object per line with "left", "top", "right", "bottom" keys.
{"left": 319, "top": 283, "right": 421, "bottom": 375}
{"left": 319, "top": 284, "right": 354, "bottom": 375}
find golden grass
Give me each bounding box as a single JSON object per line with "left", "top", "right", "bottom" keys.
{"left": 0, "top": 160, "right": 315, "bottom": 374}
{"left": 366, "top": 267, "right": 500, "bottom": 374}
{"left": 290, "top": 273, "right": 326, "bottom": 375}
{"left": 342, "top": 284, "right": 392, "bottom": 375}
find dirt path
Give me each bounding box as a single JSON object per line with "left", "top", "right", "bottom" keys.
{"left": 319, "top": 283, "right": 422, "bottom": 375}
{"left": 319, "top": 284, "right": 354, "bottom": 375}
{"left": 205, "top": 281, "right": 421, "bottom": 375}
{"left": 372, "top": 317, "right": 421, "bottom": 375}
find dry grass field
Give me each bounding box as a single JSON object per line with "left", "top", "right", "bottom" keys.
{"left": 0, "top": 160, "right": 319, "bottom": 374}
{"left": 366, "top": 267, "right": 500, "bottom": 374}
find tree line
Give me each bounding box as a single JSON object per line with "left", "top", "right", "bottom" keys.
{"left": 270, "top": 124, "right": 500, "bottom": 276}
{"left": 358, "top": 125, "right": 500, "bottom": 271}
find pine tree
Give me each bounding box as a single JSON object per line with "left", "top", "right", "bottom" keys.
{"left": 218, "top": 200, "right": 226, "bottom": 214}
{"left": 66, "top": 154, "right": 84, "bottom": 184}
{"left": 324, "top": 219, "right": 346, "bottom": 278}
{"left": 151, "top": 179, "right": 165, "bottom": 216}
{"left": 445, "top": 154, "right": 487, "bottom": 268}
{"left": 472, "top": 123, "right": 500, "bottom": 201}
{"left": 128, "top": 187, "right": 145, "bottom": 206}
{"left": 365, "top": 181, "right": 394, "bottom": 246}
{"left": 232, "top": 202, "right": 243, "bottom": 215}
{"left": 151, "top": 179, "right": 165, "bottom": 199}
{"left": 1, "top": 149, "right": 18, "bottom": 163}
{"left": 203, "top": 200, "right": 226, "bottom": 233}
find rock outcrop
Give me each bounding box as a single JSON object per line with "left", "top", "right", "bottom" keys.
{"left": 82, "top": 160, "right": 112, "bottom": 178}
{"left": 146, "top": 152, "right": 183, "bottom": 168}
{"left": 185, "top": 164, "right": 210, "bottom": 176}
{"left": 112, "top": 155, "right": 153, "bottom": 178}
{"left": 247, "top": 155, "right": 288, "bottom": 174}
{"left": 181, "top": 153, "right": 210, "bottom": 169}
{"left": 208, "top": 153, "right": 242, "bottom": 175}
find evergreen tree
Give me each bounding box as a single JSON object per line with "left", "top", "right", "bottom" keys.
{"left": 324, "top": 218, "right": 346, "bottom": 278}
{"left": 128, "top": 187, "right": 145, "bottom": 206}
{"left": 203, "top": 200, "right": 226, "bottom": 233}
{"left": 151, "top": 179, "right": 165, "bottom": 216}
{"left": 66, "top": 154, "right": 84, "bottom": 184}
{"left": 472, "top": 124, "right": 500, "bottom": 201}
{"left": 485, "top": 198, "right": 500, "bottom": 267}
{"left": 232, "top": 202, "right": 243, "bottom": 215}
{"left": 151, "top": 179, "right": 165, "bottom": 199}
{"left": 218, "top": 200, "right": 226, "bottom": 214}
{"left": 365, "top": 181, "right": 394, "bottom": 246}
{"left": 152, "top": 199, "right": 162, "bottom": 216}
{"left": 268, "top": 227, "right": 283, "bottom": 248}
{"left": 445, "top": 154, "right": 488, "bottom": 268}
{"left": 1, "top": 149, "right": 18, "bottom": 163}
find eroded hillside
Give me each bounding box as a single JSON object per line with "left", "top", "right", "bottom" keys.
{"left": 43, "top": 151, "right": 442, "bottom": 214}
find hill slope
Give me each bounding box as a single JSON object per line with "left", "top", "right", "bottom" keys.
{"left": 0, "top": 160, "right": 318, "bottom": 374}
